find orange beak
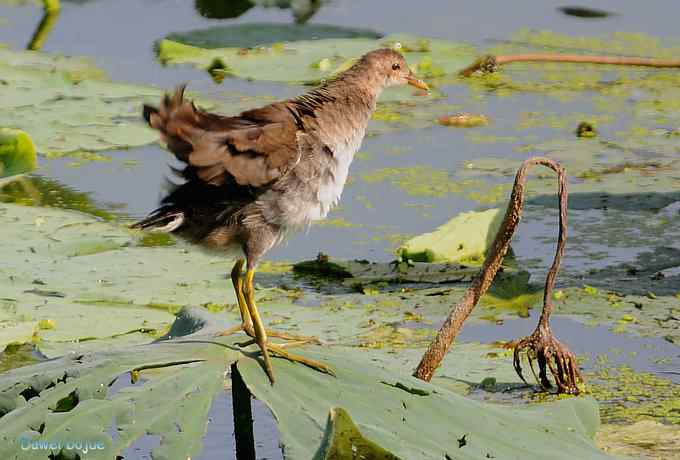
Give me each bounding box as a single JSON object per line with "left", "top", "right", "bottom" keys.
{"left": 406, "top": 73, "right": 429, "bottom": 91}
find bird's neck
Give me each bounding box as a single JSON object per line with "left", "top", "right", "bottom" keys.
{"left": 327, "top": 64, "right": 385, "bottom": 108}
{"left": 293, "top": 69, "right": 381, "bottom": 154}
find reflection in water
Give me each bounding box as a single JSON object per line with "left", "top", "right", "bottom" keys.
{"left": 27, "top": 0, "right": 60, "bottom": 51}
{"left": 195, "top": 0, "right": 253, "bottom": 19}
{"left": 557, "top": 6, "right": 614, "bottom": 19}
{"left": 195, "top": 0, "right": 322, "bottom": 23}
{"left": 0, "top": 175, "right": 115, "bottom": 220}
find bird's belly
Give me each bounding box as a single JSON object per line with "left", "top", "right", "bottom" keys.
{"left": 315, "top": 176, "right": 346, "bottom": 219}
{"left": 313, "top": 140, "right": 357, "bottom": 220}
{"left": 274, "top": 177, "right": 346, "bottom": 229}
{"left": 262, "top": 133, "right": 362, "bottom": 231}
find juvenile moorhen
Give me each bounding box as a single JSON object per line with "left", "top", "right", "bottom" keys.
{"left": 132, "top": 48, "right": 429, "bottom": 383}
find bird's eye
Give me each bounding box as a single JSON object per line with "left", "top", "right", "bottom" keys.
{"left": 392, "top": 63, "right": 401, "bottom": 71}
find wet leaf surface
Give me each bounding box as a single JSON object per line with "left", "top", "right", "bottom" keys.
{"left": 0, "top": 46, "right": 274, "bottom": 157}
{"left": 165, "top": 23, "right": 382, "bottom": 49}
{"left": 0, "top": 307, "right": 621, "bottom": 460}
{"left": 0, "top": 203, "right": 239, "bottom": 356}
{"left": 0, "top": 47, "right": 158, "bottom": 155}
{"left": 156, "top": 33, "right": 475, "bottom": 85}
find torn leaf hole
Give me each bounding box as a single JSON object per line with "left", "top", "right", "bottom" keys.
{"left": 51, "top": 390, "right": 79, "bottom": 413}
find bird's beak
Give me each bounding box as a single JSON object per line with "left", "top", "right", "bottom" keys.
{"left": 406, "top": 73, "right": 429, "bottom": 91}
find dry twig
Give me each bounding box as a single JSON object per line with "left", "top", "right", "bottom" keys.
{"left": 413, "top": 157, "right": 583, "bottom": 394}
{"left": 459, "top": 53, "right": 680, "bottom": 77}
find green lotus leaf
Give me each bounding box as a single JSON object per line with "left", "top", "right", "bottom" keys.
{"left": 238, "top": 339, "right": 617, "bottom": 460}
{"left": 0, "top": 308, "right": 235, "bottom": 460}
{"left": 0, "top": 306, "right": 621, "bottom": 460}
{"left": 165, "top": 23, "right": 382, "bottom": 49}
{"left": 156, "top": 33, "right": 475, "bottom": 85}
{"left": 0, "top": 202, "right": 240, "bottom": 356}
{"left": 0, "top": 46, "right": 159, "bottom": 155}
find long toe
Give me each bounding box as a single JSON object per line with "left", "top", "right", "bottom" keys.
{"left": 215, "top": 325, "right": 244, "bottom": 337}
{"left": 267, "top": 343, "right": 335, "bottom": 377}
{"left": 258, "top": 341, "right": 275, "bottom": 384}
{"left": 265, "top": 329, "right": 322, "bottom": 344}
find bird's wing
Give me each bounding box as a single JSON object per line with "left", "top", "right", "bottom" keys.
{"left": 143, "top": 86, "right": 302, "bottom": 187}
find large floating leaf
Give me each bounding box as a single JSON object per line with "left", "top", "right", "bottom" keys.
{"left": 0, "top": 201, "right": 670, "bottom": 458}
{"left": 4, "top": 199, "right": 677, "bottom": 358}
{"left": 0, "top": 308, "right": 234, "bottom": 460}
{"left": 156, "top": 33, "right": 475, "bottom": 85}
{"left": 238, "top": 338, "right": 615, "bottom": 460}
{"left": 0, "top": 202, "right": 240, "bottom": 356}
{"left": 0, "top": 307, "right": 620, "bottom": 460}
{"left": 0, "top": 47, "right": 158, "bottom": 155}
{"left": 165, "top": 23, "right": 382, "bottom": 49}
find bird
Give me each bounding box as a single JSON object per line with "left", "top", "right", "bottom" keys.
{"left": 131, "top": 48, "right": 429, "bottom": 383}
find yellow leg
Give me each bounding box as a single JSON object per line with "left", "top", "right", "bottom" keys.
{"left": 219, "top": 262, "right": 334, "bottom": 383}
{"left": 217, "top": 259, "right": 253, "bottom": 337}
{"left": 243, "top": 267, "right": 275, "bottom": 383}
{"left": 217, "top": 259, "right": 317, "bottom": 341}
{"left": 243, "top": 268, "right": 334, "bottom": 383}
{"left": 232, "top": 259, "right": 253, "bottom": 332}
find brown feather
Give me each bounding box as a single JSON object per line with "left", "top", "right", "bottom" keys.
{"left": 136, "top": 48, "right": 412, "bottom": 262}
{"left": 143, "top": 86, "right": 301, "bottom": 187}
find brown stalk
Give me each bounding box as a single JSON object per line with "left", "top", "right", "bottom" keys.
{"left": 459, "top": 53, "right": 680, "bottom": 77}
{"left": 413, "top": 157, "right": 582, "bottom": 394}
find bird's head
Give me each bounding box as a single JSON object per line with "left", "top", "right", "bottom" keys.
{"left": 358, "top": 48, "right": 429, "bottom": 91}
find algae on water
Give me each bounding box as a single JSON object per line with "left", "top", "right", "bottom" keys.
{"left": 0, "top": 128, "right": 37, "bottom": 178}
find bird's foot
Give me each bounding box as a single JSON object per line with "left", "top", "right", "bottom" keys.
{"left": 237, "top": 338, "right": 335, "bottom": 382}
{"left": 215, "top": 324, "right": 244, "bottom": 337}
{"left": 216, "top": 325, "right": 322, "bottom": 344}
{"left": 217, "top": 326, "right": 333, "bottom": 383}
{"left": 510, "top": 324, "right": 583, "bottom": 395}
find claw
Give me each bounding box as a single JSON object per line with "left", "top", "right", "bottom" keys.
{"left": 267, "top": 343, "right": 336, "bottom": 377}
{"left": 513, "top": 344, "right": 527, "bottom": 384}
{"left": 232, "top": 335, "right": 335, "bottom": 378}
{"left": 527, "top": 351, "right": 542, "bottom": 388}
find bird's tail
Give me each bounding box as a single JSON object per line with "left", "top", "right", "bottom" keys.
{"left": 143, "top": 84, "right": 197, "bottom": 162}
{"left": 130, "top": 208, "right": 185, "bottom": 233}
